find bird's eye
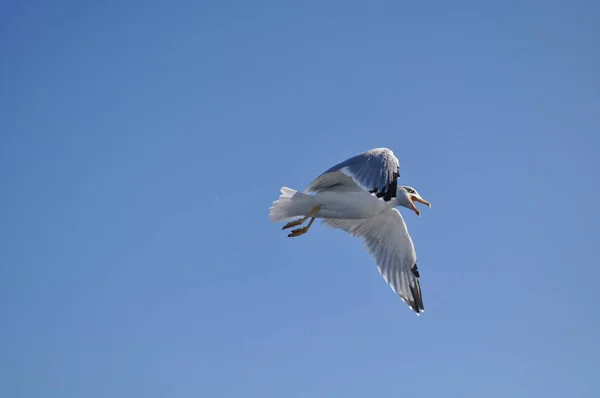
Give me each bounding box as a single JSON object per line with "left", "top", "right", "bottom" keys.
{"left": 405, "top": 188, "right": 414, "bottom": 194}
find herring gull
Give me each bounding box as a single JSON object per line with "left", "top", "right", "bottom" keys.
{"left": 268, "top": 148, "right": 431, "bottom": 315}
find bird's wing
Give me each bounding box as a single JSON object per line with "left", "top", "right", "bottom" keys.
{"left": 323, "top": 208, "right": 424, "bottom": 315}
{"left": 304, "top": 148, "right": 400, "bottom": 201}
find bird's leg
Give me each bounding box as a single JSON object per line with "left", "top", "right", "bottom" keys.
{"left": 282, "top": 215, "right": 310, "bottom": 230}
{"left": 287, "top": 217, "right": 316, "bottom": 237}
{"left": 287, "top": 206, "right": 320, "bottom": 238}
{"left": 282, "top": 206, "right": 321, "bottom": 230}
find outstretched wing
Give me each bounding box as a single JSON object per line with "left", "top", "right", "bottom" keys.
{"left": 323, "top": 208, "right": 424, "bottom": 315}
{"left": 305, "top": 148, "right": 400, "bottom": 201}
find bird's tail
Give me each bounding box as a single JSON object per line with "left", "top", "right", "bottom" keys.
{"left": 269, "top": 187, "right": 315, "bottom": 222}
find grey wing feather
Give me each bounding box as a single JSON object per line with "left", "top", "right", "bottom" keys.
{"left": 322, "top": 209, "right": 424, "bottom": 315}
{"left": 305, "top": 148, "right": 400, "bottom": 201}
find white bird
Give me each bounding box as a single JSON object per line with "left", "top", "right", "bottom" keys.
{"left": 268, "top": 148, "right": 431, "bottom": 315}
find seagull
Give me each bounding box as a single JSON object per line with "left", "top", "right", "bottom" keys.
{"left": 269, "top": 148, "right": 431, "bottom": 315}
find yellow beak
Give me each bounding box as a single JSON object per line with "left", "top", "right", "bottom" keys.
{"left": 410, "top": 196, "right": 431, "bottom": 216}
{"left": 412, "top": 196, "right": 431, "bottom": 208}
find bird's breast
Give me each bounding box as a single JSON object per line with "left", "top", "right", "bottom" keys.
{"left": 313, "top": 191, "right": 388, "bottom": 220}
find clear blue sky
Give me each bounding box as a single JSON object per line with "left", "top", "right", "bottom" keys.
{"left": 1, "top": 1, "right": 599, "bottom": 397}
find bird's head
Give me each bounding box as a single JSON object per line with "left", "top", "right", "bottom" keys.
{"left": 396, "top": 186, "right": 431, "bottom": 217}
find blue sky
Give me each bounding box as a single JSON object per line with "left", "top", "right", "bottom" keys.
{"left": 1, "top": 0, "right": 599, "bottom": 396}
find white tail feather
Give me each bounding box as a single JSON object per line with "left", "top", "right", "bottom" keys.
{"left": 269, "top": 187, "right": 315, "bottom": 222}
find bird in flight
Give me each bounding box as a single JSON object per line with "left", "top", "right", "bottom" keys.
{"left": 268, "top": 148, "right": 431, "bottom": 315}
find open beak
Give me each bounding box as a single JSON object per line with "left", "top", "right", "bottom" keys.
{"left": 412, "top": 196, "right": 431, "bottom": 208}
{"left": 410, "top": 196, "right": 431, "bottom": 216}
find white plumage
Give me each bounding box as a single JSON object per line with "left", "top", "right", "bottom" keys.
{"left": 322, "top": 209, "right": 423, "bottom": 314}
{"left": 269, "top": 148, "right": 430, "bottom": 315}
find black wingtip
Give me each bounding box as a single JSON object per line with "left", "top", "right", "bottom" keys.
{"left": 409, "top": 284, "right": 424, "bottom": 313}
{"left": 365, "top": 170, "right": 401, "bottom": 202}
{"left": 411, "top": 263, "right": 420, "bottom": 278}
{"left": 370, "top": 171, "right": 401, "bottom": 202}
{"left": 382, "top": 171, "right": 400, "bottom": 202}
{"left": 408, "top": 263, "right": 424, "bottom": 314}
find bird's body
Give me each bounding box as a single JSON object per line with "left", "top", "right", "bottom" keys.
{"left": 269, "top": 147, "right": 431, "bottom": 315}
{"left": 270, "top": 187, "right": 394, "bottom": 221}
